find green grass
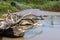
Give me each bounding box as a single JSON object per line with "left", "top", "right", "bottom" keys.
{"left": 40, "top": 1, "right": 60, "bottom": 12}
{"left": 0, "top": 1, "right": 32, "bottom": 14}
{"left": 0, "top": 1, "right": 60, "bottom": 14}
{"left": 15, "top": 2, "right": 32, "bottom": 10}
{"left": 0, "top": 1, "right": 20, "bottom": 14}
{"left": 27, "top": 1, "right": 60, "bottom": 12}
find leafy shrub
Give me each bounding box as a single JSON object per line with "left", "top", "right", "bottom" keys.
{"left": 0, "top": 2, "right": 19, "bottom": 14}
{"left": 11, "top": 2, "right": 16, "bottom": 6}
{"left": 49, "top": 1, "right": 60, "bottom": 11}
{"left": 15, "top": 2, "right": 32, "bottom": 10}
{"left": 41, "top": 1, "right": 60, "bottom": 12}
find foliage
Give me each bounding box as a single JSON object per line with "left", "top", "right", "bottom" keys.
{"left": 11, "top": 1, "right": 16, "bottom": 6}
{"left": 39, "top": 1, "right": 60, "bottom": 12}
{"left": 21, "top": 0, "right": 48, "bottom": 4}
{"left": 0, "top": 0, "right": 60, "bottom": 14}
{"left": 14, "top": 2, "right": 32, "bottom": 10}
{"left": 0, "top": 1, "right": 32, "bottom": 14}
{"left": 20, "top": 0, "right": 60, "bottom": 12}
{"left": 0, "top": 1, "right": 19, "bottom": 14}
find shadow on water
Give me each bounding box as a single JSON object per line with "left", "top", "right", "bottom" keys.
{"left": 0, "top": 30, "right": 42, "bottom": 40}
{"left": 25, "top": 30, "right": 43, "bottom": 40}
{"left": 0, "top": 37, "right": 3, "bottom": 40}
{"left": 2, "top": 37, "right": 25, "bottom": 40}
{"left": 0, "top": 27, "right": 43, "bottom": 40}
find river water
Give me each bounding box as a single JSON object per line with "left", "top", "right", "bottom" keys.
{"left": 1, "top": 15, "right": 60, "bottom": 40}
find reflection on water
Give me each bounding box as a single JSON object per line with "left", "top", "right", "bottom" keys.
{"left": 0, "top": 37, "right": 2, "bottom": 40}
{"left": 24, "top": 27, "right": 43, "bottom": 38}
{"left": 1, "top": 15, "right": 60, "bottom": 40}
{"left": 2, "top": 37, "right": 25, "bottom": 40}
{"left": 24, "top": 15, "right": 60, "bottom": 40}
{"left": 0, "top": 27, "right": 43, "bottom": 40}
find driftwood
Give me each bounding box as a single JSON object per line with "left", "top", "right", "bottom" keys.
{"left": 0, "top": 12, "right": 35, "bottom": 37}
{"left": 0, "top": 12, "right": 32, "bottom": 29}
{"left": 0, "top": 12, "right": 44, "bottom": 37}
{"left": 0, "top": 12, "right": 44, "bottom": 29}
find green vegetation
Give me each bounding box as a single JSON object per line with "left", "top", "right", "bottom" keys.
{"left": 0, "top": 0, "right": 60, "bottom": 14}
{"left": 14, "top": 2, "right": 32, "bottom": 10}
{"left": 39, "top": 1, "right": 60, "bottom": 12}
{"left": 0, "top": 1, "right": 19, "bottom": 14}
{"left": 0, "top": 1, "right": 31, "bottom": 14}
{"left": 20, "top": 0, "right": 60, "bottom": 12}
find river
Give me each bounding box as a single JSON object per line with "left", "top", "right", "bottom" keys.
{"left": 0, "top": 15, "right": 60, "bottom": 40}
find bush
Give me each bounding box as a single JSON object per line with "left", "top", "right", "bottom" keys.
{"left": 50, "top": 1, "right": 60, "bottom": 12}
{"left": 41, "top": 1, "right": 60, "bottom": 12}
{"left": 0, "top": 2, "right": 19, "bottom": 14}
{"left": 11, "top": 2, "right": 16, "bottom": 6}
{"left": 28, "top": 1, "right": 60, "bottom": 12}
{"left": 21, "top": 0, "right": 48, "bottom": 5}
{"left": 15, "top": 2, "right": 32, "bottom": 10}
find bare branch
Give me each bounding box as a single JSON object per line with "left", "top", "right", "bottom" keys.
{"left": 15, "top": 12, "right": 32, "bottom": 24}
